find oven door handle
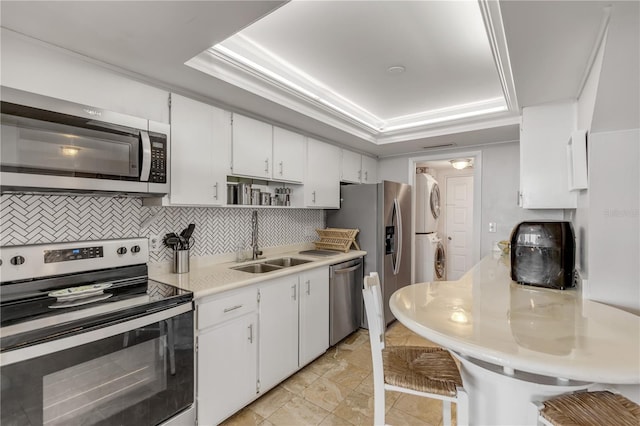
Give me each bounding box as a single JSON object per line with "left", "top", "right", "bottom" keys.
{"left": 139, "top": 130, "right": 152, "bottom": 182}
{"left": 0, "top": 303, "right": 192, "bottom": 367}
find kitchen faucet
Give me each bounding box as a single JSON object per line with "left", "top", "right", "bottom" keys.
{"left": 251, "top": 210, "right": 263, "bottom": 260}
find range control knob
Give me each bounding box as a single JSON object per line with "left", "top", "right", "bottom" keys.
{"left": 10, "top": 255, "right": 25, "bottom": 266}
{"left": 131, "top": 245, "right": 141, "bottom": 254}
{"left": 116, "top": 247, "right": 127, "bottom": 255}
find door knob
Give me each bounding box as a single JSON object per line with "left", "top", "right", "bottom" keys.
{"left": 447, "top": 236, "right": 452, "bottom": 241}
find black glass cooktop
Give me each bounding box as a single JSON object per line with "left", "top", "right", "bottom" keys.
{"left": 0, "top": 264, "right": 192, "bottom": 352}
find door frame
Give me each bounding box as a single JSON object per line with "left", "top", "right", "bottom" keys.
{"left": 408, "top": 150, "right": 482, "bottom": 283}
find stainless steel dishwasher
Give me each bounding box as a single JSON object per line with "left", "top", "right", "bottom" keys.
{"left": 329, "top": 257, "right": 364, "bottom": 346}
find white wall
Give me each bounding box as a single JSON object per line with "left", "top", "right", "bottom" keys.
{"left": 378, "top": 142, "right": 564, "bottom": 259}
{"left": 586, "top": 129, "right": 639, "bottom": 314}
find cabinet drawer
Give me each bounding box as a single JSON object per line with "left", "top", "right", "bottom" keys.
{"left": 198, "top": 290, "right": 257, "bottom": 330}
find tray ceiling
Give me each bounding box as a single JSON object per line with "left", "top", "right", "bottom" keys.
{"left": 188, "top": 0, "right": 518, "bottom": 143}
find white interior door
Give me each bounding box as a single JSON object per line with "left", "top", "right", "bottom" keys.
{"left": 445, "top": 175, "right": 474, "bottom": 280}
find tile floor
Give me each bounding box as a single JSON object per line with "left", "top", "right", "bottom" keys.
{"left": 220, "top": 322, "right": 458, "bottom": 426}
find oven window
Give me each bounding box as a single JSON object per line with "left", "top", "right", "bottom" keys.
{"left": 1, "top": 310, "right": 193, "bottom": 426}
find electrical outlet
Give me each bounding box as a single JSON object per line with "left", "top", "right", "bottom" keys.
{"left": 149, "top": 234, "right": 161, "bottom": 252}
{"left": 488, "top": 222, "right": 497, "bottom": 233}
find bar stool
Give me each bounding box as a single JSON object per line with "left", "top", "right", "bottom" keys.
{"left": 537, "top": 390, "right": 640, "bottom": 426}
{"left": 363, "top": 272, "right": 469, "bottom": 426}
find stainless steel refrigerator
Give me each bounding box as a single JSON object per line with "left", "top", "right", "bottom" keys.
{"left": 326, "top": 180, "right": 412, "bottom": 326}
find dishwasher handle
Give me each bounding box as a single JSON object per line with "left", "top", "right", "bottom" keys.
{"left": 334, "top": 264, "right": 361, "bottom": 274}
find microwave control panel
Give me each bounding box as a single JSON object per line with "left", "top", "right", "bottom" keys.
{"left": 149, "top": 134, "right": 167, "bottom": 183}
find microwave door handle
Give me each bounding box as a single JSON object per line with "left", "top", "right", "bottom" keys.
{"left": 140, "top": 130, "right": 151, "bottom": 182}
{"left": 393, "top": 197, "right": 402, "bottom": 276}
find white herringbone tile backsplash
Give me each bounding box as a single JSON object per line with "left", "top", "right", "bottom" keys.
{"left": 0, "top": 194, "right": 324, "bottom": 263}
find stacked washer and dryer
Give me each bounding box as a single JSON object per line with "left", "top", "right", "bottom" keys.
{"left": 415, "top": 173, "right": 447, "bottom": 282}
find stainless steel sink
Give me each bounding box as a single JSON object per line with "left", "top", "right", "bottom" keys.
{"left": 264, "top": 257, "right": 313, "bottom": 268}
{"left": 232, "top": 263, "right": 283, "bottom": 274}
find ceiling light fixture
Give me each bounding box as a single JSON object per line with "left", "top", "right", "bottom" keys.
{"left": 387, "top": 65, "right": 405, "bottom": 74}
{"left": 450, "top": 159, "right": 472, "bottom": 170}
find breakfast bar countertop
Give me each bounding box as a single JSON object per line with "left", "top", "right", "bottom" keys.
{"left": 389, "top": 254, "right": 640, "bottom": 385}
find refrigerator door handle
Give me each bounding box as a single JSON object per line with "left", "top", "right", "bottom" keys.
{"left": 393, "top": 197, "right": 402, "bottom": 275}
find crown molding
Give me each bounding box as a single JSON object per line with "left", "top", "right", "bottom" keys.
{"left": 478, "top": 0, "right": 519, "bottom": 112}
{"left": 376, "top": 113, "right": 521, "bottom": 145}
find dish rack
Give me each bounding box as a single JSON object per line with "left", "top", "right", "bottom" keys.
{"left": 314, "top": 228, "right": 360, "bottom": 252}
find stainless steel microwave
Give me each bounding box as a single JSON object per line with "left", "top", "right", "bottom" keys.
{"left": 0, "top": 86, "right": 169, "bottom": 196}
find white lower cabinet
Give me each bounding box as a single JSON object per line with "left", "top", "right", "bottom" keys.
{"left": 196, "top": 290, "right": 258, "bottom": 426}
{"left": 258, "top": 266, "right": 330, "bottom": 393}
{"left": 196, "top": 266, "right": 330, "bottom": 424}
{"left": 299, "top": 267, "right": 330, "bottom": 366}
{"left": 258, "top": 276, "right": 299, "bottom": 392}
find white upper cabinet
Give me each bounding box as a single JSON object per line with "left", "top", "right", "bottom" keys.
{"left": 361, "top": 155, "right": 378, "bottom": 183}
{"left": 341, "top": 149, "right": 378, "bottom": 184}
{"left": 519, "top": 101, "right": 577, "bottom": 209}
{"left": 273, "top": 127, "right": 305, "bottom": 183}
{"left": 341, "top": 149, "right": 362, "bottom": 183}
{"left": 169, "top": 93, "right": 230, "bottom": 206}
{"left": 231, "top": 114, "right": 273, "bottom": 179}
{"left": 305, "top": 138, "right": 341, "bottom": 208}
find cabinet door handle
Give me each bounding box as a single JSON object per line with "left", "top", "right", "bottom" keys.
{"left": 214, "top": 182, "right": 219, "bottom": 200}
{"left": 224, "top": 304, "right": 243, "bottom": 313}
{"left": 306, "top": 280, "right": 311, "bottom": 295}
{"left": 265, "top": 158, "right": 269, "bottom": 174}
{"left": 279, "top": 161, "right": 283, "bottom": 176}
{"left": 358, "top": 170, "right": 362, "bottom": 181}
{"left": 312, "top": 191, "right": 316, "bottom": 203}
{"left": 292, "top": 284, "right": 297, "bottom": 301}
{"left": 364, "top": 171, "right": 368, "bottom": 181}
{"left": 248, "top": 323, "right": 254, "bottom": 343}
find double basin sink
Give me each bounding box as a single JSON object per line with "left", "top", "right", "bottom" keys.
{"left": 232, "top": 257, "right": 312, "bottom": 274}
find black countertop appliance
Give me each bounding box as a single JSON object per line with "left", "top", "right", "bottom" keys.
{"left": 510, "top": 221, "right": 576, "bottom": 289}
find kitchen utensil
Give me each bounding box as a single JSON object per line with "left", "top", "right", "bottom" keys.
{"left": 183, "top": 224, "right": 195, "bottom": 249}
{"left": 177, "top": 236, "right": 187, "bottom": 250}
{"left": 163, "top": 233, "right": 181, "bottom": 249}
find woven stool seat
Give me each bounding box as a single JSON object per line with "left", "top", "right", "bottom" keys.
{"left": 541, "top": 391, "right": 640, "bottom": 426}
{"left": 363, "top": 272, "right": 468, "bottom": 425}
{"left": 383, "top": 345, "right": 463, "bottom": 397}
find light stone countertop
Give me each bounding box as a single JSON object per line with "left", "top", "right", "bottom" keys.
{"left": 149, "top": 242, "right": 366, "bottom": 299}
{"left": 390, "top": 254, "right": 640, "bottom": 384}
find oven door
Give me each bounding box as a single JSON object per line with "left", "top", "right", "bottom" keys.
{"left": 0, "top": 304, "right": 194, "bottom": 426}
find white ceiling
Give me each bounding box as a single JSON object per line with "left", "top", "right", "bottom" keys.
{"left": 0, "top": 1, "right": 615, "bottom": 157}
